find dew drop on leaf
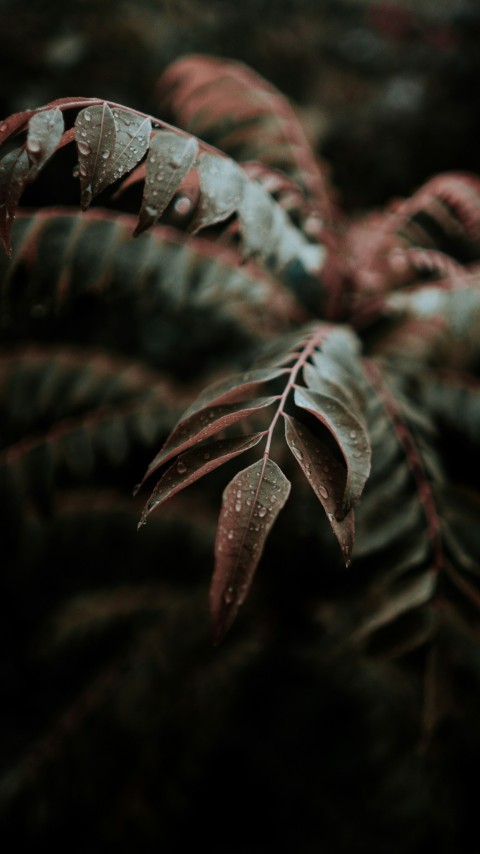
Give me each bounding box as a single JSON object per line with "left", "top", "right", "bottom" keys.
{"left": 176, "top": 461, "right": 187, "bottom": 474}
{"left": 77, "top": 141, "right": 91, "bottom": 156}
{"left": 224, "top": 586, "right": 235, "bottom": 604}
{"left": 26, "top": 139, "right": 41, "bottom": 154}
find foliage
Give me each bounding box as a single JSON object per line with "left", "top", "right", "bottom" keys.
{"left": 1, "top": 47, "right": 480, "bottom": 851}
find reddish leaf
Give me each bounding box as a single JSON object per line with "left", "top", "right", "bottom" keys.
{"left": 135, "top": 130, "right": 198, "bottom": 235}
{"left": 157, "top": 55, "right": 334, "bottom": 221}
{"left": 75, "top": 103, "right": 117, "bottom": 208}
{"left": 25, "top": 108, "right": 64, "bottom": 167}
{"left": 0, "top": 109, "right": 35, "bottom": 145}
{"left": 141, "top": 396, "right": 278, "bottom": 482}
{"left": 294, "top": 386, "right": 371, "bottom": 516}
{"left": 284, "top": 414, "right": 354, "bottom": 564}
{"left": 139, "top": 432, "right": 265, "bottom": 523}
{"left": 183, "top": 366, "right": 289, "bottom": 419}
{"left": 210, "top": 458, "right": 291, "bottom": 642}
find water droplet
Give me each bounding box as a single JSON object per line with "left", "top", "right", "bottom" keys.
{"left": 176, "top": 461, "right": 187, "bottom": 474}
{"left": 258, "top": 506, "right": 267, "bottom": 518}
{"left": 349, "top": 430, "right": 357, "bottom": 439}
{"left": 72, "top": 165, "right": 80, "bottom": 178}
{"left": 319, "top": 485, "right": 329, "bottom": 499}
{"left": 145, "top": 205, "right": 158, "bottom": 218}
{"left": 168, "top": 152, "right": 184, "bottom": 168}
{"left": 79, "top": 163, "right": 87, "bottom": 177}
{"left": 224, "top": 586, "right": 235, "bottom": 604}
{"left": 27, "top": 139, "right": 41, "bottom": 153}
{"left": 0, "top": 122, "right": 8, "bottom": 133}
{"left": 227, "top": 530, "right": 234, "bottom": 540}
{"left": 83, "top": 110, "right": 92, "bottom": 122}
{"left": 174, "top": 196, "right": 192, "bottom": 216}
{"left": 291, "top": 445, "right": 303, "bottom": 461}
{"left": 102, "top": 149, "right": 111, "bottom": 159}
{"left": 77, "top": 141, "right": 91, "bottom": 156}
{"left": 327, "top": 512, "right": 334, "bottom": 522}
{"left": 235, "top": 501, "right": 242, "bottom": 512}
{"left": 271, "top": 495, "right": 277, "bottom": 503}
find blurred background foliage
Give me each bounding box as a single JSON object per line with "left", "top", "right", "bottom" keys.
{"left": 1, "top": 1, "right": 480, "bottom": 852}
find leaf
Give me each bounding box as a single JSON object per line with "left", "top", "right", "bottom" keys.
{"left": 75, "top": 103, "right": 118, "bottom": 208}
{"left": 140, "top": 396, "right": 277, "bottom": 483}
{"left": 0, "top": 210, "right": 301, "bottom": 358}
{"left": 135, "top": 130, "right": 198, "bottom": 235}
{"left": 0, "top": 146, "right": 30, "bottom": 255}
{"left": 139, "top": 432, "right": 265, "bottom": 523}
{"left": 192, "top": 153, "right": 246, "bottom": 233}
{"left": 181, "top": 366, "right": 289, "bottom": 419}
{"left": 283, "top": 414, "right": 354, "bottom": 564}
{"left": 294, "top": 385, "right": 371, "bottom": 515}
{"left": 210, "top": 458, "right": 291, "bottom": 643}
{"left": 157, "top": 54, "right": 333, "bottom": 222}
{"left": 25, "top": 109, "right": 64, "bottom": 168}
{"left": 0, "top": 109, "right": 65, "bottom": 255}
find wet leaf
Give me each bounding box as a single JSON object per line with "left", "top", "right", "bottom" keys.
{"left": 284, "top": 414, "right": 354, "bottom": 564}
{"left": 106, "top": 108, "right": 151, "bottom": 187}
{"left": 135, "top": 130, "right": 198, "bottom": 235}
{"left": 238, "top": 180, "right": 275, "bottom": 258}
{"left": 141, "top": 396, "right": 278, "bottom": 482}
{"left": 25, "top": 109, "right": 64, "bottom": 167}
{"left": 75, "top": 103, "right": 117, "bottom": 208}
{"left": 183, "top": 366, "right": 289, "bottom": 419}
{"left": 0, "top": 145, "right": 30, "bottom": 255}
{"left": 294, "top": 385, "right": 371, "bottom": 516}
{"left": 139, "top": 432, "right": 265, "bottom": 523}
{"left": 192, "top": 152, "right": 246, "bottom": 232}
{"left": 210, "top": 458, "right": 291, "bottom": 643}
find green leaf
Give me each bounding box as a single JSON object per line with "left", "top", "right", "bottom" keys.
{"left": 135, "top": 130, "right": 198, "bottom": 235}
{"left": 75, "top": 103, "right": 118, "bottom": 208}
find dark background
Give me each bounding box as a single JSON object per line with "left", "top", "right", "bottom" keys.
{"left": 1, "top": 2, "right": 479, "bottom": 852}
